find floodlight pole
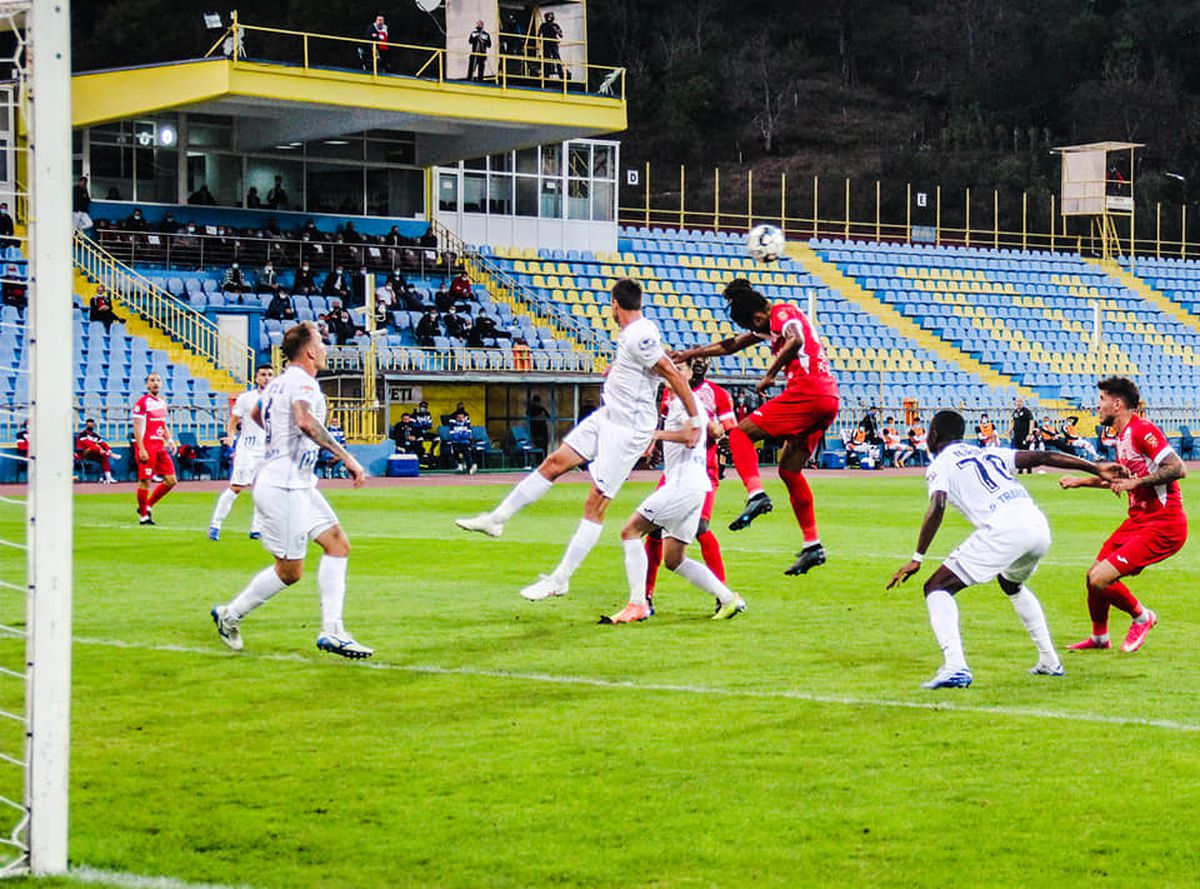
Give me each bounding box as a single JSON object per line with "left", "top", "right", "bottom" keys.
{"left": 26, "top": 0, "right": 74, "bottom": 876}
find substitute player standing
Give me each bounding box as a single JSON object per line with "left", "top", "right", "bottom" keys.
{"left": 603, "top": 391, "right": 746, "bottom": 624}
{"left": 209, "top": 364, "right": 274, "bottom": 541}
{"left": 888, "top": 410, "right": 1125, "bottom": 688}
{"left": 211, "top": 322, "right": 372, "bottom": 658}
{"left": 1060, "top": 377, "right": 1187, "bottom": 653}
{"left": 672, "top": 278, "right": 839, "bottom": 576}
{"left": 644, "top": 356, "right": 737, "bottom": 610}
{"left": 456, "top": 278, "right": 701, "bottom": 601}
{"left": 132, "top": 372, "right": 177, "bottom": 525}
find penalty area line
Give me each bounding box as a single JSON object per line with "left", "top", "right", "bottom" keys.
{"left": 67, "top": 865, "right": 253, "bottom": 889}
{"left": 73, "top": 635, "right": 1200, "bottom": 734}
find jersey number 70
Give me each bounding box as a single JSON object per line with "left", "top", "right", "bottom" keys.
{"left": 955, "top": 454, "right": 1013, "bottom": 491}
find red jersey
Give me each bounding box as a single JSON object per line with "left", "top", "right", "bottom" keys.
{"left": 1116, "top": 416, "right": 1183, "bottom": 517}
{"left": 760, "top": 303, "right": 838, "bottom": 397}
{"left": 133, "top": 393, "right": 169, "bottom": 448}
{"left": 659, "top": 379, "right": 735, "bottom": 486}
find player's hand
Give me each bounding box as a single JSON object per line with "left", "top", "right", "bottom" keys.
{"left": 1108, "top": 476, "right": 1140, "bottom": 495}
{"left": 682, "top": 426, "right": 701, "bottom": 448}
{"left": 887, "top": 560, "right": 921, "bottom": 589}
{"left": 755, "top": 373, "right": 776, "bottom": 396}
{"left": 1058, "top": 475, "right": 1089, "bottom": 490}
{"left": 346, "top": 458, "right": 367, "bottom": 488}
{"left": 1096, "top": 461, "right": 1129, "bottom": 482}
{"left": 136, "top": 446, "right": 148, "bottom": 463}
{"left": 220, "top": 436, "right": 233, "bottom": 447}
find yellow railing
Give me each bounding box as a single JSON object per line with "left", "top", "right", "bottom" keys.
{"left": 204, "top": 16, "right": 625, "bottom": 100}
{"left": 72, "top": 232, "right": 254, "bottom": 387}
{"left": 619, "top": 167, "right": 1200, "bottom": 260}
{"left": 327, "top": 398, "right": 383, "bottom": 443}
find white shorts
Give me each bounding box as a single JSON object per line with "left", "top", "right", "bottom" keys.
{"left": 563, "top": 408, "right": 653, "bottom": 499}
{"left": 252, "top": 484, "right": 339, "bottom": 560}
{"left": 944, "top": 510, "right": 1051, "bottom": 587}
{"left": 230, "top": 448, "right": 264, "bottom": 487}
{"left": 637, "top": 482, "right": 707, "bottom": 544}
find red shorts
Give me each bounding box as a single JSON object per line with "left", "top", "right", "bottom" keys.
{"left": 137, "top": 448, "right": 176, "bottom": 481}
{"left": 1097, "top": 511, "right": 1188, "bottom": 577}
{"left": 749, "top": 390, "right": 840, "bottom": 451}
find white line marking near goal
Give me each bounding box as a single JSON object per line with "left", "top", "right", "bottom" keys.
{"left": 68, "top": 865, "right": 252, "bottom": 889}
{"left": 73, "top": 636, "right": 1200, "bottom": 734}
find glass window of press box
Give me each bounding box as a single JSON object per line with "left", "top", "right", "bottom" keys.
{"left": 438, "top": 140, "right": 618, "bottom": 221}
{"left": 79, "top": 114, "right": 424, "bottom": 218}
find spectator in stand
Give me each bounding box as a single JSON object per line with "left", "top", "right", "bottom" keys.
{"left": 188, "top": 184, "right": 216, "bottom": 206}
{"left": 257, "top": 260, "right": 284, "bottom": 295}
{"left": 467, "top": 19, "right": 491, "bottom": 81}
{"left": 1098, "top": 422, "right": 1117, "bottom": 460}
{"left": 512, "top": 336, "right": 532, "bottom": 370}
{"left": 415, "top": 308, "right": 442, "bottom": 346}
{"left": 318, "top": 416, "right": 350, "bottom": 478}
{"left": 434, "top": 285, "right": 456, "bottom": 313}
{"left": 448, "top": 271, "right": 473, "bottom": 305}
{"left": 843, "top": 424, "right": 876, "bottom": 467}
{"left": 223, "top": 262, "right": 247, "bottom": 296}
{"left": 105, "top": 187, "right": 122, "bottom": 200}
{"left": 412, "top": 400, "right": 436, "bottom": 463}
{"left": 391, "top": 412, "right": 421, "bottom": 455}
{"left": 123, "top": 207, "right": 148, "bottom": 232}
{"left": 293, "top": 261, "right": 318, "bottom": 296}
{"left": 373, "top": 292, "right": 392, "bottom": 330}
{"left": 976, "top": 413, "right": 1000, "bottom": 447}
{"left": 323, "top": 265, "right": 351, "bottom": 301}
{"left": 246, "top": 187, "right": 262, "bottom": 209}
{"left": 267, "top": 176, "right": 290, "bottom": 210}
{"left": 73, "top": 176, "right": 92, "bottom": 230}
{"left": 444, "top": 305, "right": 471, "bottom": 340}
{"left": 315, "top": 315, "right": 332, "bottom": 345}
{"left": 1063, "top": 415, "right": 1100, "bottom": 460}
{"left": 395, "top": 276, "right": 428, "bottom": 313}
{"left": 300, "top": 217, "right": 318, "bottom": 239}
{"left": 88, "top": 284, "right": 123, "bottom": 332}
{"left": 364, "top": 14, "right": 392, "bottom": 72}
{"left": 265, "top": 289, "right": 296, "bottom": 321}
{"left": 328, "top": 304, "right": 360, "bottom": 345}
{"left": 75, "top": 418, "right": 118, "bottom": 484}
{"left": 473, "top": 313, "right": 509, "bottom": 343}
{"left": 384, "top": 225, "right": 409, "bottom": 247}
{"left": 263, "top": 217, "right": 282, "bottom": 237}
{"left": 859, "top": 405, "right": 881, "bottom": 446}
{"left": 538, "top": 10, "right": 564, "bottom": 79}
{"left": 350, "top": 264, "right": 370, "bottom": 307}
{"left": 1036, "top": 416, "right": 1062, "bottom": 452}
{"left": 447, "top": 410, "right": 477, "bottom": 474}
{"left": 1, "top": 264, "right": 26, "bottom": 316}
{"left": 156, "top": 211, "right": 180, "bottom": 234}
{"left": 0, "top": 202, "right": 15, "bottom": 249}
{"left": 881, "top": 417, "right": 913, "bottom": 467}
{"left": 342, "top": 221, "right": 363, "bottom": 244}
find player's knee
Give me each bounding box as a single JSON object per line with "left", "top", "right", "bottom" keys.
{"left": 664, "top": 551, "right": 684, "bottom": 571}
{"left": 276, "top": 563, "right": 303, "bottom": 585}
{"left": 922, "top": 577, "right": 947, "bottom": 597}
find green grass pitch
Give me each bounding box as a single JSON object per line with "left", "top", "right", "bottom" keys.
{"left": 4, "top": 471, "right": 1200, "bottom": 887}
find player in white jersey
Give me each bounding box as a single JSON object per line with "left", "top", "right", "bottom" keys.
{"left": 456, "top": 278, "right": 702, "bottom": 601}
{"left": 211, "top": 322, "right": 373, "bottom": 659}
{"left": 208, "top": 364, "right": 274, "bottom": 541}
{"left": 602, "top": 381, "right": 747, "bottom": 624}
{"left": 887, "top": 410, "right": 1124, "bottom": 689}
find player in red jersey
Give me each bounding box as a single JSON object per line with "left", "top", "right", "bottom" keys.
{"left": 132, "top": 372, "right": 178, "bottom": 525}
{"left": 1059, "top": 377, "right": 1187, "bottom": 653}
{"left": 672, "top": 278, "right": 839, "bottom": 575}
{"left": 644, "top": 357, "right": 738, "bottom": 609}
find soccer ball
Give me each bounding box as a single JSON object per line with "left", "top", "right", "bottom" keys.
{"left": 747, "top": 224, "right": 786, "bottom": 263}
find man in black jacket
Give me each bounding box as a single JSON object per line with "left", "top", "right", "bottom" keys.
{"left": 415, "top": 309, "right": 442, "bottom": 346}
{"left": 1011, "top": 397, "right": 1035, "bottom": 474}
{"left": 323, "top": 266, "right": 350, "bottom": 300}
{"left": 538, "top": 11, "right": 563, "bottom": 79}
{"left": 467, "top": 20, "right": 491, "bottom": 81}
{"left": 293, "top": 261, "right": 318, "bottom": 295}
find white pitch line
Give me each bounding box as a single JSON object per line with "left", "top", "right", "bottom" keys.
{"left": 73, "top": 635, "right": 1200, "bottom": 734}
{"left": 68, "top": 865, "right": 252, "bottom": 889}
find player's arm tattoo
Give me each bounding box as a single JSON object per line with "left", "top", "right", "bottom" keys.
{"left": 1133, "top": 452, "right": 1187, "bottom": 487}
{"left": 293, "top": 401, "right": 355, "bottom": 465}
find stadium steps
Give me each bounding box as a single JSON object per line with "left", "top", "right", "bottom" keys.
{"left": 1096, "top": 258, "right": 1200, "bottom": 337}
{"left": 72, "top": 269, "right": 243, "bottom": 394}
{"left": 789, "top": 241, "right": 1068, "bottom": 409}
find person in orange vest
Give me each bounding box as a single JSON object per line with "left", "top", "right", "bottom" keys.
{"left": 908, "top": 416, "right": 929, "bottom": 465}
{"left": 1062, "top": 416, "right": 1099, "bottom": 460}
{"left": 883, "top": 417, "right": 914, "bottom": 467}
{"left": 976, "top": 414, "right": 1000, "bottom": 448}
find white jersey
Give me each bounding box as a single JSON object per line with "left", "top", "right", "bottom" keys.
{"left": 232, "top": 388, "right": 266, "bottom": 455}
{"left": 662, "top": 392, "right": 710, "bottom": 491}
{"left": 257, "top": 366, "right": 326, "bottom": 490}
{"left": 926, "top": 442, "right": 1040, "bottom": 530}
{"left": 602, "top": 316, "right": 666, "bottom": 433}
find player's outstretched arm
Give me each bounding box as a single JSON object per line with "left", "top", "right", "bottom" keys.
{"left": 1015, "top": 449, "right": 1116, "bottom": 475}
{"left": 887, "top": 492, "right": 946, "bottom": 589}
{"left": 670, "top": 331, "right": 759, "bottom": 363}
{"left": 1109, "top": 452, "right": 1187, "bottom": 494}
{"left": 293, "top": 401, "right": 366, "bottom": 487}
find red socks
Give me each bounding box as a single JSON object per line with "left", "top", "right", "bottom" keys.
{"left": 697, "top": 530, "right": 725, "bottom": 581}
{"left": 136, "top": 487, "right": 149, "bottom": 517}
{"left": 644, "top": 535, "right": 664, "bottom": 596}
{"left": 1088, "top": 579, "right": 1142, "bottom": 636}
{"left": 778, "top": 468, "right": 818, "bottom": 543}
{"left": 727, "top": 427, "right": 762, "bottom": 495}
{"left": 146, "top": 482, "right": 172, "bottom": 510}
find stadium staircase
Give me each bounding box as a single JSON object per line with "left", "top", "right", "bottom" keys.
{"left": 72, "top": 234, "right": 251, "bottom": 393}
{"left": 786, "top": 241, "right": 1062, "bottom": 410}
{"left": 1100, "top": 259, "right": 1200, "bottom": 336}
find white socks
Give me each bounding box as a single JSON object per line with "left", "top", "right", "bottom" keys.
{"left": 492, "top": 471, "right": 553, "bottom": 522}
{"left": 318, "top": 555, "right": 348, "bottom": 636}
{"left": 210, "top": 488, "right": 238, "bottom": 529}
{"left": 552, "top": 518, "right": 603, "bottom": 581}
{"left": 250, "top": 508, "right": 262, "bottom": 535}
{"left": 925, "top": 590, "right": 966, "bottom": 671}
{"left": 672, "top": 558, "right": 735, "bottom": 605}
{"left": 227, "top": 565, "right": 289, "bottom": 621}
{"left": 623, "top": 538, "right": 649, "bottom": 606}
{"left": 1008, "top": 586, "right": 1059, "bottom": 666}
